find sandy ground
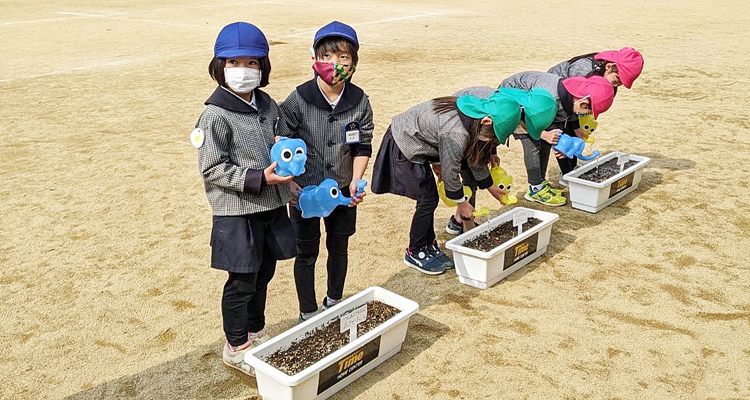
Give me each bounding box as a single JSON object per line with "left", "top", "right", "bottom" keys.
{"left": 2, "top": 0, "right": 750, "bottom": 398}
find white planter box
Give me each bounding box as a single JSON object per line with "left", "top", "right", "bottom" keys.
{"left": 245, "top": 287, "right": 419, "bottom": 400}
{"left": 564, "top": 152, "right": 651, "bottom": 213}
{"left": 445, "top": 207, "right": 559, "bottom": 289}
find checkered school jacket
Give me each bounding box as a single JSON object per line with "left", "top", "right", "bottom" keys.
{"left": 195, "top": 87, "right": 292, "bottom": 216}
{"left": 389, "top": 97, "right": 493, "bottom": 202}
{"left": 499, "top": 71, "right": 573, "bottom": 131}
{"left": 277, "top": 79, "right": 374, "bottom": 189}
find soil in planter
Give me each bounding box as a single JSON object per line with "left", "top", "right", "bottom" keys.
{"left": 462, "top": 217, "right": 543, "bottom": 252}
{"left": 577, "top": 158, "right": 638, "bottom": 183}
{"left": 263, "top": 300, "right": 400, "bottom": 376}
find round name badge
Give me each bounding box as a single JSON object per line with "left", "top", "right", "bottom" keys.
{"left": 343, "top": 121, "right": 362, "bottom": 145}
{"left": 190, "top": 128, "right": 205, "bottom": 149}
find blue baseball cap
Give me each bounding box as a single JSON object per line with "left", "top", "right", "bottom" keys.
{"left": 313, "top": 21, "right": 359, "bottom": 50}
{"left": 214, "top": 22, "right": 269, "bottom": 58}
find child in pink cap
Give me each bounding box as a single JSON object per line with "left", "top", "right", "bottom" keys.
{"left": 499, "top": 72, "right": 615, "bottom": 206}
{"left": 547, "top": 47, "right": 643, "bottom": 183}
{"left": 548, "top": 47, "right": 644, "bottom": 88}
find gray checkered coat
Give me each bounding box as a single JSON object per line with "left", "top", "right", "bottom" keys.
{"left": 389, "top": 96, "right": 492, "bottom": 201}
{"left": 277, "top": 80, "right": 374, "bottom": 189}
{"left": 195, "top": 87, "right": 291, "bottom": 216}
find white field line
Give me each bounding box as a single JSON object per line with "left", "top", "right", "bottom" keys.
{"left": 0, "top": 53, "right": 200, "bottom": 83}
{"left": 57, "top": 12, "right": 215, "bottom": 29}
{"left": 282, "top": 11, "right": 447, "bottom": 38}
{"left": 0, "top": 1, "right": 285, "bottom": 27}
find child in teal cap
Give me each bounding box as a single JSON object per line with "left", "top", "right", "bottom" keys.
{"left": 371, "top": 90, "right": 526, "bottom": 275}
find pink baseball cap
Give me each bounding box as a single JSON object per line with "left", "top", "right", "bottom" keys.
{"left": 561, "top": 76, "right": 615, "bottom": 119}
{"left": 595, "top": 47, "right": 644, "bottom": 89}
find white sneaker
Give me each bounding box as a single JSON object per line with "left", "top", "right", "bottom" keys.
{"left": 222, "top": 341, "right": 255, "bottom": 376}
{"left": 558, "top": 178, "right": 569, "bottom": 187}
{"left": 248, "top": 328, "right": 270, "bottom": 347}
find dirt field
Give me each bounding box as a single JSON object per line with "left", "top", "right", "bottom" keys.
{"left": 2, "top": 0, "right": 750, "bottom": 398}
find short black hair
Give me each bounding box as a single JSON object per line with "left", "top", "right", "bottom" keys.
{"left": 314, "top": 37, "right": 359, "bottom": 66}
{"left": 208, "top": 56, "right": 272, "bottom": 88}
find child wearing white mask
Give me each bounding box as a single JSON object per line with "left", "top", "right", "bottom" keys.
{"left": 192, "top": 22, "right": 296, "bottom": 376}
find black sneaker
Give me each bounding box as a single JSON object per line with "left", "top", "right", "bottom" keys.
{"left": 427, "top": 241, "right": 454, "bottom": 270}
{"left": 445, "top": 215, "right": 464, "bottom": 235}
{"left": 404, "top": 247, "right": 447, "bottom": 275}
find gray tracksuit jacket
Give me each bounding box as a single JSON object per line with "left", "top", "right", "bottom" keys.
{"left": 547, "top": 57, "right": 595, "bottom": 79}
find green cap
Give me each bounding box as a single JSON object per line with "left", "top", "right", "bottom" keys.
{"left": 519, "top": 88, "right": 557, "bottom": 140}
{"left": 456, "top": 92, "right": 522, "bottom": 143}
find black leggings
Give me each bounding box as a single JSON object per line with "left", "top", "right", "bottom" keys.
{"left": 556, "top": 133, "right": 579, "bottom": 176}
{"left": 222, "top": 260, "right": 276, "bottom": 346}
{"left": 290, "top": 202, "right": 356, "bottom": 314}
{"left": 409, "top": 195, "right": 439, "bottom": 251}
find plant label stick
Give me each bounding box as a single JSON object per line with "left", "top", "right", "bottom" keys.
{"left": 340, "top": 304, "right": 367, "bottom": 343}
{"left": 513, "top": 211, "right": 528, "bottom": 236}
{"left": 617, "top": 154, "right": 630, "bottom": 173}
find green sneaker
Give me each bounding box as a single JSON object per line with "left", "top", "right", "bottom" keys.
{"left": 524, "top": 185, "right": 566, "bottom": 206}
{"left": 541, "top": 180, "right": 563, "bottom": 196}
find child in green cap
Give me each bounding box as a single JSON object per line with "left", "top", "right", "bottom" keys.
{"left": 371, "top": 89, "right": 542, "bottom": 275}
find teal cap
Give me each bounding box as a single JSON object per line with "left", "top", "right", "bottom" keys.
{"left": 457, "top": 92, "right": 522, "bottom": 143}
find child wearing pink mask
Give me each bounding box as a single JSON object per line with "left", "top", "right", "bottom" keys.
{"left": 277, "top": 21, "right": 373, "bottom": 323}
{"left": 548, "top": 47, "right": 644, "bottom": 183}
{"left": 499, "top": 72, "right": 615, "bottom": 206}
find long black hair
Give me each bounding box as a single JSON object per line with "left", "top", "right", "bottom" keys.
{"left": 432, "top": 96, "right": 499, "bottom": 167}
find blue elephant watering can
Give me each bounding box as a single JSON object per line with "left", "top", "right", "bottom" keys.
{"left": 271, "top": 137, "right": 307, "bottom": 177}
{"left": 297, "top": 179, "right": 367, "bottom": 218}
{"left": 553, "top": 134, "right": 600, "bottom": 161}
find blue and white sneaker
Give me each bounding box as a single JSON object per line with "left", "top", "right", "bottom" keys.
{"left": 404, "top": 247, "right": 447, "bottom": 275}
{"left": 427, "top": 241, "right": 454, "bottom": 270}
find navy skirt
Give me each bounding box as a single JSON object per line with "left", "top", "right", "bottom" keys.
{"left": 371, "top": 126, "right": 438, "bottom": 202}
{"left": 210, "top": 206, "right": 297, "bottom": 273}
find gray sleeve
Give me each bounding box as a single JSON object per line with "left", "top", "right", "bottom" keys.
{"left": 469, "top": 165, "right": 492, "bottom": 188}
{"left": 547, "top": 61, "right": 569, "bottom": 77}
{"left": 352, "top": 95, "right": 374, "bottom": 157}
{"left": 567, "top": 58, "right": 594, "bottom": 77}
{"left": 438, "top": 129, "right": 467, "bottom": 201}
{"left": 276, "top": 91, "right": 301, "bottom": 138}
{"left": 453, "top": 86, "right": 496, "bottom": 99}
{"left": 500, "top": 72, "right": 529, "bottom": 91}
{"left": 197, "top": 109, "right": 250, "bottom": 193}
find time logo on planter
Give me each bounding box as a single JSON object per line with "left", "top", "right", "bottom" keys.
{"left": 504, "top": 233, "right": 539, "bottom": 270}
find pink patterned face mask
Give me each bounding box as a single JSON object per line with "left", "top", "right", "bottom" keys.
{"left": 312, "top": 61, "right": 355, "bottom": 86}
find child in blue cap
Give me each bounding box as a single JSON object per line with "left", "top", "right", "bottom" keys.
{"left": 277, "top": 21, "right": 374, "bottom": 323}
{"left": 192, "top": 22, "right": 296, "bottom": 375}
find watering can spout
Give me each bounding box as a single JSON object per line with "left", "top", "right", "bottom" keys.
{"left": 578, "top": 150, "right": 600, "bottom": 161}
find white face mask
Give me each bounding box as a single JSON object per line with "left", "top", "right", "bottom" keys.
{"left": 224, "top": 67, "right": 261, "bottom": 94}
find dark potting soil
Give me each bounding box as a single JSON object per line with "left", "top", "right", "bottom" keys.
{"left": 577, "top": 158, "right": 638, "bottom": 183}
{"left": 462, "top": 217, "right": 543, "bottom": 252}
{"left": 263, "top": 300, "right": 400, "bottom": 376}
